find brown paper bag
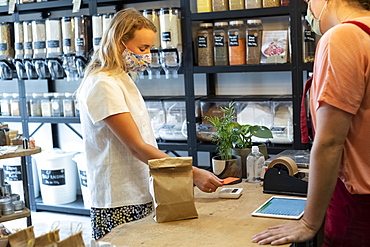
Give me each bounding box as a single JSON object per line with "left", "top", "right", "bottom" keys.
{"left": 34, "top": 229, "right": 60, "bottom": 247}
{"left": 8, "top": 226, "right": 35, "bottom": 247}
{"left": 149, "top": 157, "right": 198, "bottom": 223}
{"left": 56, "top": 232, "right": 85, "bottom": 247}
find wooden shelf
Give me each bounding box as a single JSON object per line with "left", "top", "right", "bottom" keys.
{"left": 0, "top": 208, "right": 30, "bottom": 223}
{"left": 0, "top": 147, "right": 41, "bottom": 160}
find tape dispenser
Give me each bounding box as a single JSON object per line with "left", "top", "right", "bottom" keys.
{"left": 263, "top": 156, "right": 308, "bottom": 197}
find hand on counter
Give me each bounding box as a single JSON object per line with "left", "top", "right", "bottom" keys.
{"left": 251, "top": 219, "right": 316, "bottom": 245}
{"left": 192, "top": 166, "right": 223, "bottom": 193}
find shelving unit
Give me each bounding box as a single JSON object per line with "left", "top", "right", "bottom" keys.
{"left": 0, "top": 0, "right": 313, "bottom": 217}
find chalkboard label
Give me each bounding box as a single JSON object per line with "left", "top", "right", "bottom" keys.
{"left": 3, "top": 165, "right": 22, "bottom": 181}
{"left": 41, "top": 169, "right": 66, "bottom": 186}
{"left": 162, "top": 32, "right": 171, "bottom": 42}
{"left": 79, "top": 170, "right": 87, "bottom": 187}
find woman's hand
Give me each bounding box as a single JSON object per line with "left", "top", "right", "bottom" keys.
{"left": 251, "top": 219, "right": 317, "bottom": 245}
{"left": 192, "top": 167, "right": 223, "bottom": 193}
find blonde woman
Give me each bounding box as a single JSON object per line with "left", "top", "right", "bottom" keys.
{"left": 77, "top": 8, "right": 223, "bottom": 240}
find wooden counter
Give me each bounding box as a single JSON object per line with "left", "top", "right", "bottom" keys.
{"left": 0, "top": 146, "right": 41, "bottom": 159}
{"left": 101, "top": 182, "right": 295, "bottom": 247}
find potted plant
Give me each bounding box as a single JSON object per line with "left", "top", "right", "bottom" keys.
{"left": 204, "top": 102, "right": 242, "bottom": 182}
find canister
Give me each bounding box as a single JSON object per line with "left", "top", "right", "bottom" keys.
{"left": 32, "top": 20, "right": 47, "bottom": 59}
{"left": 229, "top": 0, "right": 245, "bottom": 10}
{"left": 228, "top": 20, "right": 246, "bottom": 65}
{"left": 14, "top": 22, "right": 24, "bottom": 60}
{"left": 10, "top": 93, "right": 20, "bottom": 116}
{"left": 41, "top": 92, "right": 53, "bottom": 117}
{"left": 74, "top": 15, "right": 90, "bottom": 58}
{"left": 30, "top": 93, "right": 43, "bottom": 117}
{"left": 92, "top": 14, "right": 103, "bottom": 51}
{"left": 61, "top": 17, "right": 75, "bottom": 55}
{"left": 197, "top": 0, "right": 212, "bottom": 13}
{"left": 246, "top": 19, "right": 263, "bottom": 64}
{"left": 142, "top": 9, "right": 161, "bottom": 49}
{"left": 212, "top": 0, "right": 229, "bottom": 11}
{"left": 63, "top": 92, "right": 75, "bottom": 117}
{"left": 0, "top": 22, "right": 14, "bottom": 59}
{"left": 213, "top": 21, "right": 229, "bottom": 66}
{"left": 263, "top": 0, "right": 280, "bottom": 7}
{"left": 45, "top": 18, "right": 62, "bottom": 57}
{"left": 23, "top": 21, "right": 33, "bottom": 59}
{"left": 245, "top": 0, "right": 262, "bottom": 9}
{"left": 102, "top": 13, "right": 114, "bottom": 33}
{"left": 159, "top": 8, "right": 181, "bottom": 50}
{"left": 51, "top": 92, "right": 65, "bottom": 117}
{"left": 197, "top": 23, "right": 214, "bottom": 66}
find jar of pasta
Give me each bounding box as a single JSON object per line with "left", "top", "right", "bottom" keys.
{"left": 213, "top": 22, "right": 229, "bottom": 66}
{"left": 246, "top": 19, "right": 263, "bottom": 64}
{"left": 228, "top": 20, "right": 246, "bottom": 65}
{"left": 197, "top": 23, "right": 214, "bottom": 66}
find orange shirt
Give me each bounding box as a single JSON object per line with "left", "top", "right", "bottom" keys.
{"left": 310, "top": 17, "right": 370, "bottom": 195}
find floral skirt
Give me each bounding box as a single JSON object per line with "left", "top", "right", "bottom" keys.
{"left": 91, "top": 202, "right": 153, "bottom": 240}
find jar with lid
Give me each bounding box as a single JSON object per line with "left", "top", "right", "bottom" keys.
{"left": 23, "top": 21, "right": 33, "bottom": 59}
{"left": 0, "top": 93, "right": 11, "bottom": 116}
{"left": 197, "top": 0, "right": 212, "bottom": 13}
{"left": 30, "top": 93, "right": 43, "bottom": 117}
{"left": 74, "top": 15, "right": 90, "bottom": 58}
{"left": 197, "top": 23, "right": 214, "bottom": 66}
{"left": 41, "top": 93, "right": 53, "bottom": 117}
{"left": 14, "top": 22, "right": 24, "bottom": 60}
{"left": 280, "top": 0, "right": 289, "bottom": 6}
{"left": 63, "top": 93, "right": 75, "bottom": 117}
{"left": 245, "top": 0, "right": 262, "bottom": 9}
{"left": 302, "top": 17, "right": 318, "bottom": 63}
{"left": 74, "top": 98, "right": 80, "bottom": 117}
{"left": 142, "top": 9, "right": 161, "bottom": 49}
{"left": 102, "top": 13, "right": 114, "bottom": 33}
{"left": 246, "top": 19, "right": 263, "bottom": 64}
{"left": 10, "top": 93, "right": 20, "bottom": 116}
{"left": 229, "top": 0, "right": 245, "bottom": 10}
{"left": 92, "top": 14, "right": 103, "bottom": 51}
{"left": 45, "top": 18, "right": 62, "bottom": 58}
{"left": 26, "top": 93, "right": 32, "bottom": 116}
{"left": 61, "top": 17, "right": 75, "bottom": 55}
{"left": 262, "top": 0, "right": 280, "bottom": 7}
{"left": 51, "top": 93, "right": 65, "bottom": 117}
{"left": 159, "top": 8, "right": 181, "bottom": 50}
{"left": 228, "top": 20, "right": 246, "bottom": 65}
{"left": 32, "top": 20, "right": 46, "bottom": 59}
{"left": 0, "top": 22, "right": 14, "bottom": 59}
{"left": 212, "top": 0, "right": 229, "bottom": 11}
{"left": 213, "top": 22, "right": 229, "bottom": 66}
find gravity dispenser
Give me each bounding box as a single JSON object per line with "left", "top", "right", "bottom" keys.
{"left": 45, "top": 18, "right": 64, "bottom": 80}
{"left": 0, "top": 22, "right": 15, "bottom": 80}
{"left": 13, "top": 22, "right": 27, "bottom": 80}
{"left": 22, "top": 21, "right": 38, "bottom": 80}
{"left": 32, "top": 20, "right": 50, "bottom": 79}
{"left": 74, "top": 15, "right": 91, "bottom": 79}
{"left": 61, "top": 17, "right": 78, "bottom": 81}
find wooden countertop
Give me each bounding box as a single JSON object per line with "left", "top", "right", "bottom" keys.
{"left": 0, "top": 146, "right": 41, "bottom": 159}
{"left": 101, "top": 182, "right": 295, "bottom": 247}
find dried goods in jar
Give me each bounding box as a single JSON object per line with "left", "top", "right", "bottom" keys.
{"left": 197, "top": 0, "right": 212, "bottom": 12}
{"left": 142, "top": 9, "right": 161, "bottom": 49}
{"left": 32, "top": 20, "right": 47, "bottom": 58}
{"left": 159, "top": 8, "right": 181, "bottom": 50}
{"left": 228, "top": 20, "right": 246, "bottom": 65}
{"left": 61, "top": 17, "right": 75, "bottom": 55}
{"left": 23, "top": 21, "right": 33, "bottom": 59}
{"left": 14, "top": 22, "right": 24, "bottom": 59}
{"left": 280, "top": 0, "right": 289, "bottom": 6}
{"left": 46, "top": 18, "right": 62, "bottom": 57}
{"left": 213, "top": 22, "right": 229, "bottom": 65}
{"left": 0, "top": 22, "right": 14, "bottom": 58}
{"left": 74, "top": 15, "right": 89, "bottom": 57}
{"left": 245, "top": 0, "right": 262, "bottom": 9}
{"left": 229, "top": 0, "right": 245, "bottom": 10}
{"left": 262, "top": 0, "right": 280, "bottom": 7}
{"left": 246, "top": 19, "right": 263, "bottom": 64}
{"left": 197, "top": 23, "right": 214, "bottom": 66}
{"left": 212, "top": 0, "right": 229, "bottom": 11}
{"left": 92, "top": 14, "right": 103, "bottom": 51}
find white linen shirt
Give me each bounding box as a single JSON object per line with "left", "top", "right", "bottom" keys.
{"left": 78, "top": 71, "right": 156, "bottom": 208}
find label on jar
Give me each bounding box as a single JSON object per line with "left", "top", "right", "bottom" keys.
{"left": 15, "top": 42, "right": 23, "bottom": 50}
{"left": 229, "top": 34, "right": 239, "bottom": 46}
{"left": 247, "top": 35, "right": 259, "bottom": 47}
{"left": 93, "top": 37, "right": 101, "bottom": 46}
{"left": 47, "top": 40, "right": 60, "bottom": 48}
{"left": 34, "top": 41, "right": 46, "bottom": 49}
{"left": 198, "top": 36, "right": 208, "bottom": 48}
{"left": 79, "top": 170, "right": 87, "bottom": 187}
{"left": 0, "top": 43, "right": 7, "bottom": 51}
{"left": 76, "top": 38, "right": 85, "bottom": 47}
{"left": 25, "top": 42, "right": 32, "bottom": 50}
{"left": 214, "top": 35, "right": 225, "bottom": 47}
{"left": 41, "top": 169, "right": 66, "bottom": 186}
{"left": 63, "top": 38, "right": 72, "bottom": 47}
{"left": 3, "top": 165, "right": 22, "bottom": 182}
{"left": 161, "top": 32, "right": 171, "bottom": 42}
{"left": 304, "top": 30, "right": 315, "bottom": 43}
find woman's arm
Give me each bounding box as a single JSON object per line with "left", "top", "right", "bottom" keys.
{"left": 252, "top": 102, "right": 352, "bottom": 245}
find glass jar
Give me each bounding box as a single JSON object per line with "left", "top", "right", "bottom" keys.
{"left": 142, "top": 9, "right": 161, "bottom": 49}
{"left": 302, "top": 17, "right": 318, "bottom": 63}
{"left": 263, "top": 0, "right": 280, "bottom": 7}
{"left": 245, "top": 0, "right": 262, "bottom": 9}
{"left": 246, "top": 19, "right": 263, "bottom": 65}
{"left": 74, "top": 15, "right": 90, "bottom": 58}
{"left": 0, "top": 93, "right": 11, "bottom": 116}
{"left": 213, "top": 21, "right": 229, "bottom": 66}
{"left": 228, "top": 20, "right": 246, "bottom": 65}
{"left": 212, "top": 0, "right": 229, "bottom": 11}
{"left": 30, "top": 93, "right": 43, "bottom": 117}
{"left": 102, "top": 13, "right": 114, "bottom": 33}
{"left": 41, "top": 93, "right": 53, "bottom": 117}
{"left": 197, "top": 23, "right": 214, "bottom": 66}
{"left": 197, "top": 0, "right": 212, "bottom": 13}
{"left": 32, "top": 20, "right": 47, "bottom": 59}
{"left": 0, "top": 22, "right": 14, "bottom": 59}
{"left": 159, "top": 8, "right": 181, "bottom": 49}
{"left": 23, "top": 21, "right": 33, "bottom": 59}
{"left": 280, "top": 0, "right": 289, "bottom": 6}
{"left": 10, "top": 93, "right": 20, "bottom": 116}
{"left": 74, "top": 98, "right": 80, "bottom": 117}
{"left": 92, "top": 14, "right": 103, "bottom": 51}
{"left": 63, "top": 93, "right": 75, "bottom": 117}
{"left": 229, "top": 0, "right": 245, "bottom": 10}
{"left": 14, "top": 22, "right": 24, "bottom": 60}
{"left": 26, "top": 93, "right": 32, "bottom": 116}
{"left": 45, "top": 18, "right": 62, "bottom": 58}
{"left": 61, "top": 17, "right": 75, "bottom": 55}
{"left": 51, "top": 92, "right": 65, "bottom": 117}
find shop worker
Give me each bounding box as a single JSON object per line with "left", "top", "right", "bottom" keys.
{"left": 77, "top": 8, "right": 223, "bottom": 240}
{"left": 252, "top": 0, "right": 370, "bottom": 246}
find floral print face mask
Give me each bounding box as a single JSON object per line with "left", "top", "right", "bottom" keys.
{"left": 122, "top": 42, "right": 151, "bottom": 72}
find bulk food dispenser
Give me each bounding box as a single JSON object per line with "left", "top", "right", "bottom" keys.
{"left": 74, "top": 15, "right": 91, "bottom": 79}
{"left": 23, "top": 21, "right": 38, "bottom": 79}
{"left": 13, "top": 22, "right": 27, "bottom": 80}
{"left": 61, "top": 17, "right": 78, "bottom": 81}
{"left": 158, "top": 101, "right": 187, "bottom": 141}
{"left": 32, "top": 20, "right": 51, "bottom": 79}
{"left": 45, "top": 18, "right": 64, "bottom": 80}
{"left": 92, "top": 14, "right": 103, "bottom": 52}
{"left": 0, "top": 22, "right": 15, "bottom": 80}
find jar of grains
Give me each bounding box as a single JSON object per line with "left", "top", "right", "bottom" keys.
{"left": 263, "top": 0, "right": 280, "bottom": 7}
{"left": 197, "top": 23, "right": 214, "bottom": 66}
{"left": 212, "top": 0, "right": 229, "bottom": 11}
{"left": 228, "top": 20, "right": 246, "bottom": 65}
{"left": 41, "top": 93, "right": 53, "bottom": 117}
{"left": 23, "top": 21, "right": 33, "bottom": 59}
{"left": 63, "top": 92, "right": 75, "bottom": 117}
{"left": 246, "top": 19, "right": 263, "bottom": 64}
{"left": 0, "top": 22, "right": 14, "bottom": 59}
{"left": 245, "top": 0, "right": 262, "bottom": 9}
{"left": 213, "top": 22, "right": 229, "bottom": 66}
{"left": 197, "top": 0, "right": 212, "bottom": 13}
{"left": 32, "top": 20, "right": 47, "bottom": 59}
{"left": 229, "top": 0, "right": 245, "bottom": 10}
{"left": 74, "top": 15, "right": 90, "bottom": 58}
{"left": 142, "top": 9, "right": 161, "bottom": 49}
{"left": 10, "top": 93, "right": 20, "bottom": 116}
{"left": 14, "top": 22, "right": 24, "bottom": 60}
{"left": 159, "top": 8, "right": 181, "bottom": 50}
{"left": 51, "top": 92, "right": 65, "bottom": 117}
{"left": 61, "top": 17, "right": 75, "bottom": 55}
{"left": 280, "top": 0, "right": 289, "bottom": 6}
{"left": 30, "top": 93, "right": 43, "bottom": 117}
{"left": 92, "top": 14, "right": 103, "bottom": 51}
{"left": 45, "top": 18, "right": 62, "bottom": 57}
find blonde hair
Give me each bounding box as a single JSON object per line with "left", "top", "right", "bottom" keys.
{"left": 84, "top": 8, "right": 156, "bottom": 77}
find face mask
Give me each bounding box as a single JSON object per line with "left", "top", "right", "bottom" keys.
{"left": 306, "top": 1, "right": 327, "bottom": 36}
{"left": 122, "top": 43, "right": 151, "bottom": 72}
